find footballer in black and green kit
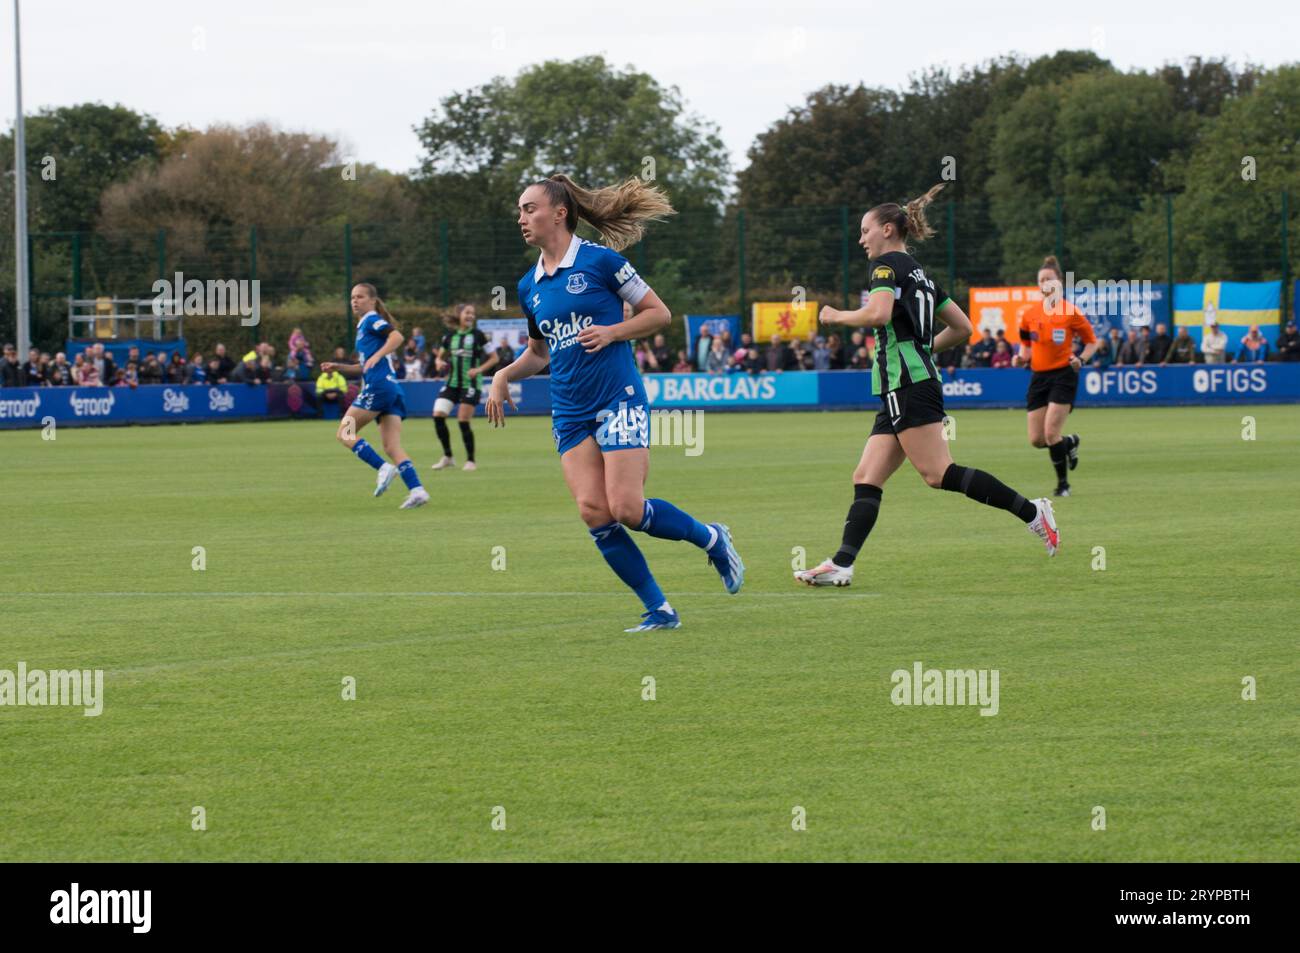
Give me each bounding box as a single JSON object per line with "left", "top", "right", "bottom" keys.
{"left": 866, "top": 250, "right": 953, "bottom": 436}
{"left": 432, "top": 308, "right": 498, "bottom": 471}
{"left": 438, "top": 325, "right": 491, "bottom": 406}
{"left": 794, "top": 184, "right": 1060, "bottom": 588}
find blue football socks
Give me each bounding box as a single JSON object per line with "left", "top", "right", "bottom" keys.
{"left": 351, "top": 439, "right": 383, "bottom": 470}
{"left": 590, "top": 521, "right": 667, "bottom": 611}
{"left": 636, "top": 498, "right": 715, "bottom": 549}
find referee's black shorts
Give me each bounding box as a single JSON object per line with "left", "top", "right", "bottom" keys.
{"left": 870, "top": 379, "right": 947, "bottom": 437}
{"left": 1026, "top": 366, "right": 1079, "bottom": 411}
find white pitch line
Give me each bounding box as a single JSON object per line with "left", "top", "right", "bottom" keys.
{"left": 11, "top": 591, "right": 881, "bottom": 599}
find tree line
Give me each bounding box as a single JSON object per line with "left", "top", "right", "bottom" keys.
{"left": 1, "top": 52, "right": 1296, "bottom": 349}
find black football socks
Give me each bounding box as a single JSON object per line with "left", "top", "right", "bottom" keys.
{"left": 434, "top": 416, "right": 453, "bottom": 457}
{"left": 941, "top": 464, "right": 1037, "bottom": 523}
{"left": 832, "top": 483, "right": 883, "bottom": 567}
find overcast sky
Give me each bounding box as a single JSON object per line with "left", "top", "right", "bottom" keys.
{"left": 1, "top": 0, "right": 1296, "bottom": 178}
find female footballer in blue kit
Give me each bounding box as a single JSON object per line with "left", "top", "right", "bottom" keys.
{"left": 485, "top": 174, "right": 743, "bottom": 632}
{"left": 321, "top": 282, "right": 429, "bottom": 509}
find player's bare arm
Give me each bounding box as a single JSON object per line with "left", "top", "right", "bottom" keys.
{"left": 931, "top": 300, "right": 973, "bottom": 352}
{"left": 819, "top": 292, "right": 893, "bottom": 329}
{"left": 486, "top": 339, "right": 548, "bottom": 426}
{"left": 576, "top": 289, "right": 670, "bottom": 353}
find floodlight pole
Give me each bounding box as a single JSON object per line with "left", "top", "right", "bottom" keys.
{"left": 13, "top": 0, "right": 30, "bottom": 357}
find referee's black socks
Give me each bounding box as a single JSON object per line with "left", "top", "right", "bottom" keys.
{"left": 941, "top": 464, "right": 1037, "bottom": 523}
{"left": 1047, "top": 440, "right": 1068, "bottom": 485}
{"left": 832, "top": 483, "right": 883, "bottom": 567}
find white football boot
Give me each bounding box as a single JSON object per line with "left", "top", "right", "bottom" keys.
{"left": 374, "top": 462, "right": 398, "bottom": 497}
{"left": 794, "top": 558, "right": 854, "bottom": 587}
{"left": 1026, "top": 498, "right": 1060, "bottom": 556}
{"left": 399, "top": 487, "right": 430, "bottom": 510}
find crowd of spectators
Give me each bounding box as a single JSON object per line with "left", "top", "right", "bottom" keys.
{"left": 0, "top": 340, "right": 219, "bottom": 388}
{"left": 1072, "top": 319, "right": 1291, "bottom": 368}
{"left": 940, "top": 319, "right": 1297, "bottom": 370}
{"left": 384, "top": 325, "right": 523, "bottom": 384}
{"left": 0, "top": 321, "right": 525, "bottom": 392}
{"left": 650, "top": 317, "right": 1300, "bottom": 377}
{"left": 0, "top": 338, "right": 295, "bottom": 388}
{"left": 660, "top": 327, "right": 881, "bottom": 376}
{"left": 273, "top": 322, "right": 524, "bottom": 396}
{"left": 6, "top": 317, "right": 1300, "bottom": 390}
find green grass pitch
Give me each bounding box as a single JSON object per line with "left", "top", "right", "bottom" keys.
{"left": 1, "top": 405, "right": 1296, "bottom": 861}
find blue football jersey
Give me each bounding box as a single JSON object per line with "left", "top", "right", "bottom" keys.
{"left": 517, "top": 235, "right": 650, "bottom": 421}
{"left": 355, "top": 310, "right": 400, "bottom": 390}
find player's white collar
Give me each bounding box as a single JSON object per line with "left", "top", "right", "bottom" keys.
{"left": 534, "top": 233, "right": 582, "bottom": 282}
{"left": 356, "top": 309, "right": 378, "bottom": 328}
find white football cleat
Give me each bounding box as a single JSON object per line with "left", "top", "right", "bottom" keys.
{"left": 1027, "top": 498, "right": 1059, "bottom": 556}
{"left": 374, "top": 462, "right": 397, "bottom": 497}
{"left": 794, "top": 558, "right": 853, "bottom": 587}
{"left": 399, "top": 487, "right": 430, "bottom": 510}
{"left": 462, "top": 461, "right": 477, "bottom": 472}
{"left": 430, "top": 456, "right": 455, "bottom": 471}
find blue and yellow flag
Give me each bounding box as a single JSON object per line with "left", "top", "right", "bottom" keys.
{"left": 1174, "top": 280, "right": 1280, "bottom": 349}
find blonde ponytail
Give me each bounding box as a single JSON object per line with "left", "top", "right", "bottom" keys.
{"left": 870, "top": 183, "right": 946, "bottom": 246}
{"left": 904, "top": 184, "right": 945, "bottom": 241}
{"left": 535, "top": 173, "right": 676, "bottom": 251}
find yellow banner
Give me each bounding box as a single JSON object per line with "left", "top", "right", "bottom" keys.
{"left": 752, "top": 301, "right": 818, "bottom": 342}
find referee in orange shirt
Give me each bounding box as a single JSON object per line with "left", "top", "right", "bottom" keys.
{"left": 1013, "top": 256, "right": 1099, "bottom": 496}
